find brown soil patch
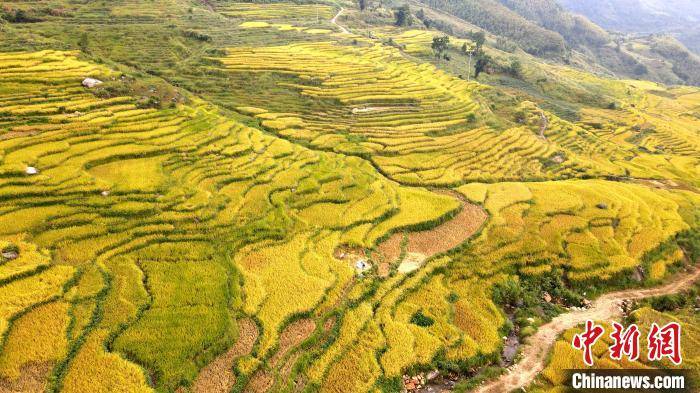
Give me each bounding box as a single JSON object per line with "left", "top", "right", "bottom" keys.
{"left": 293, "top": 375, "right": 307, "bottom": 393}
{"left": 192, "top": 318, "right": 258, "bottom": 393}
{"left": 0, "top": 362, "right": 52, "bottom": 393}
{"left": 634, "top": 178, "right": 698, "bottom": 193}
{"left": 376, "top": 233, "right": 402, "bottom": 266}
{"left": 333, "top": 245, "right": 371, "bottom": 272}
{"left": 269, "top": 319, "right": 316, "bottom": 367}
{"left": 280, "top": 352, "right": 301, "bottom": 381}
{"left": 244, "top": 370, "right": 273, "bottom": 393}
{"left": 0, "top": 131, "right": 39, "bottom": 141}
{"left": 404, "top": 192, "right": 486, "bottom": 256}
{"left": 378, "top": 262, "right": 390, "bottom": 277}
{"left": 332, "top": 245, "right": 365, "bottom": 260}
{"left": 376, "top": 190, "right": 487, "bottom": 274}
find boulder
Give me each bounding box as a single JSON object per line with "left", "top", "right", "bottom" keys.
{"left": 596, "top": 202, "right": 608, "bottom": 209}
{"left": 1, "top": 251, "right": 18, "bottom": 260}
{"left": 82, "top": 78, "right": 103, "bottom": 88}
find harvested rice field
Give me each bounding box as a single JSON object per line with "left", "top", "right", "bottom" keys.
{"left": 0, "top": 0, "right": 699, "bottom": 392}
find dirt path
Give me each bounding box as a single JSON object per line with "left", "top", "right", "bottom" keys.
{"left": 192, "top": 318, "right": 258, "bottom": 393}
{"left": 538, "top": 110, "right": 548, "bottom": 140}
{"left": 331, "top": 7, "right": 350, "bottom": 34}
{"left": 200, "top": 0, "right": 214, "bottom": 12}
{"left": 474, "top": 266, "right": 700, "bottom": 393}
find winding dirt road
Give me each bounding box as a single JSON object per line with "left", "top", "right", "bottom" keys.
{"left": 474, "top": 265, "right": 700, "bottom": 393}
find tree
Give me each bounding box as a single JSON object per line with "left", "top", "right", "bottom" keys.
{"left": 461, "top": 42, "right": 477, "bottom": 81}
{"left": 78, "top": 32, "right": 90, "bottom": 53}
{"left": 462, "top": 31, "right": 486, "bottom": 81}
{"left": 508, "top": 58, "right": 522, "bottom": 77}
{"left": 466, "top": 48, "right": 474, "bottom": 81}
{"left": 394, "top": 5, "right": 412, "bottom": 27}
{"left": 469, "top": 31, "right": 486, "bottom": 52}
{"left": 474, "top": 53, "right": 491, "bottom": 79}
{"left": 358, "top": 0, "right": 367, "bottom": 12}
{"left": 431, "top": 35, "right": 449, "bottom": 61}
{"left": 633, "top": 63, "right": 648, "bottom": 76}
{"left": 12, "top": 9, "right": 28, "bottom": 23}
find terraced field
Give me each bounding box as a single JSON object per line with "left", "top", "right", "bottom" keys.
{"left": 212, "top": 40, "right": 700, "bottom": 188}
{"left": 0, "top": 1, "right": 699, "bottom": 393}
{"left": 216, "top": 42, "right": 586, "bottom": 185}
{"left": 456, "top": 180, "right": 699, "bottom": 281}
{"left": 0, "top": 50, "right": 466, "bottom": 392}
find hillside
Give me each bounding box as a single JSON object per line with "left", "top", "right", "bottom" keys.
{"left": 558, "top": 0, "right": 700, "bottom": 53}
{"left": 413, "top": 0, "right": 700, "bottom": 86}
{"left": 0, "top": 1, "right": 699, "bottom": 393}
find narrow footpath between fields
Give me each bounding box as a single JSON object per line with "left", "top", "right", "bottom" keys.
{"left": 331, "top": 7, "right": 350, "bottom": 34}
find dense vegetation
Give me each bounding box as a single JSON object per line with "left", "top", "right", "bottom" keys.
{"left": 0, "top": 0, "right": 698, "bottom": 392}
{"left": 559, "top": 0, "right": 700, "bottom": 54}
{"left": 415, "top": 0, "right": 700, "bottom": 86}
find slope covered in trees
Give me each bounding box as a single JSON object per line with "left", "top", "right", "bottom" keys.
{"left": 559, "top": 0, "right": 700, "bottom": 54}
{"left": 415, "top": 0, "right": 700, "bottom": 86}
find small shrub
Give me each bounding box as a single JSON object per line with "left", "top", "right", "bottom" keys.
{"left": 447, "top": 292, "right": 459, "bottom": 303}
{"left": 650, "top": 294, "right": 686, "bottom": 312}
{"left": 182, "top": 30, "right": 211, "bottom": 42}
{"left": 410, "top": 310, "right": 434, "bottom": 327}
